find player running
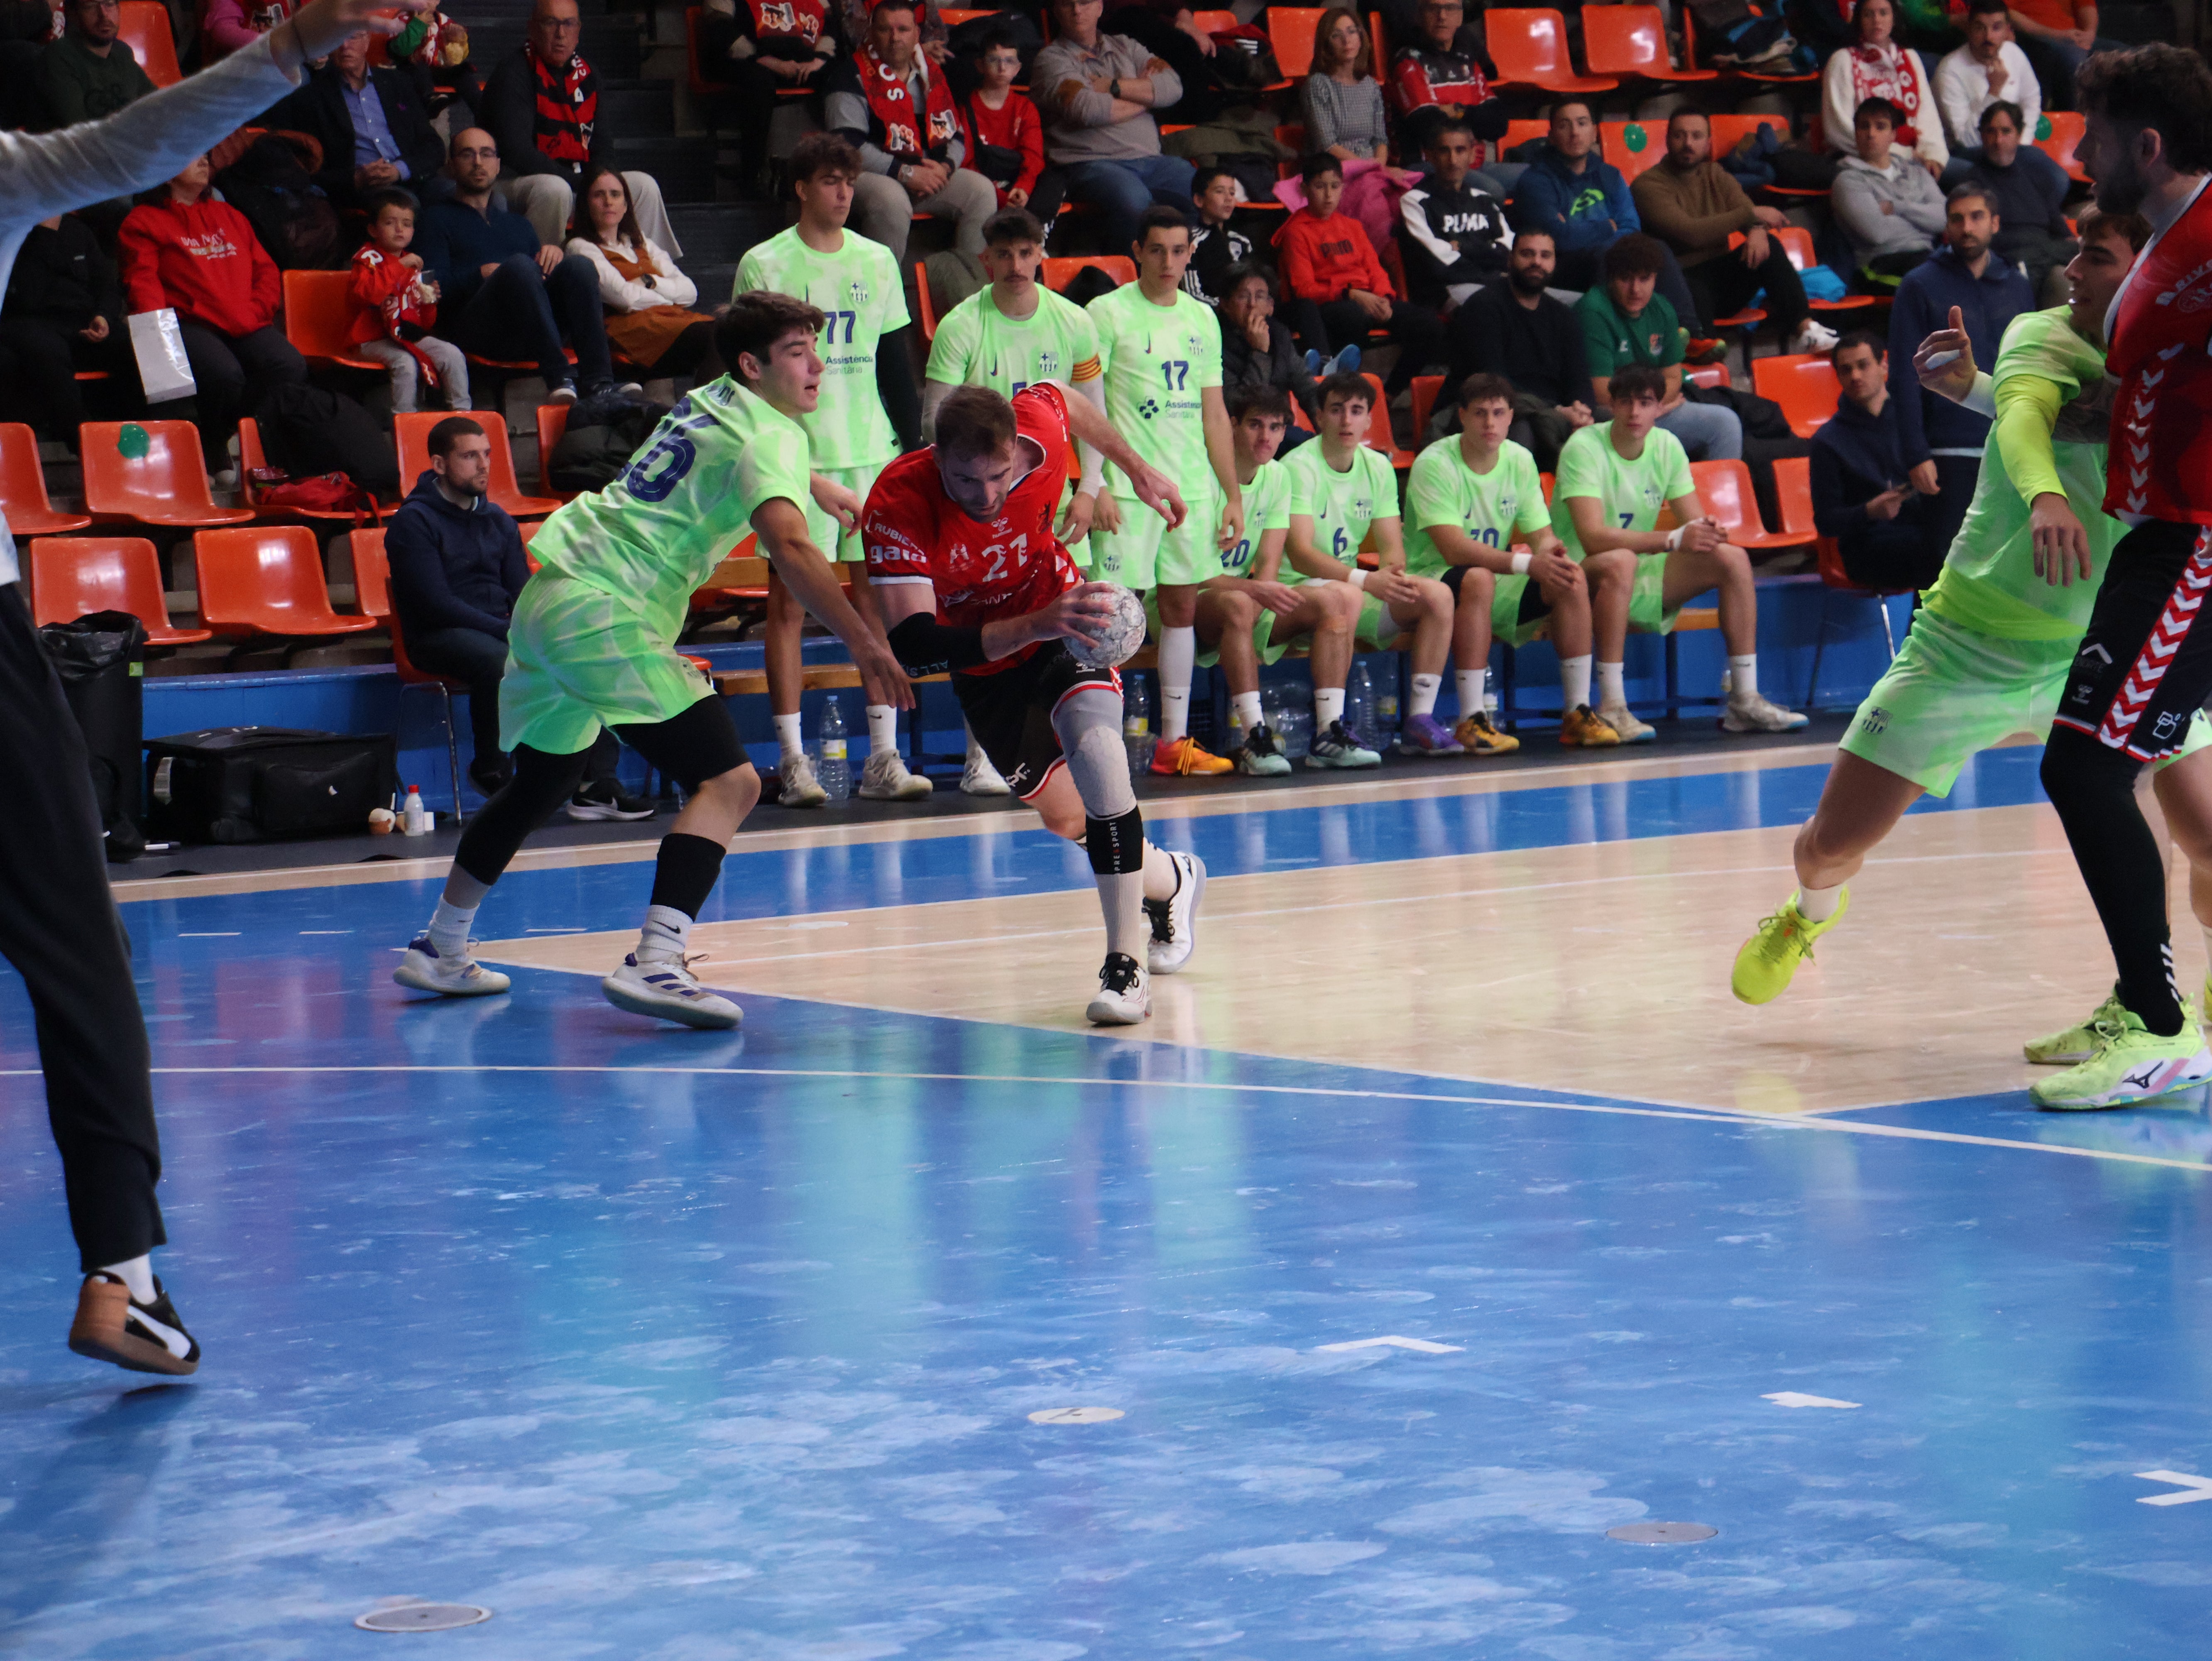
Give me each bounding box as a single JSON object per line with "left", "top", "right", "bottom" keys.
{"left": 1282, "top": 372, "right": 1458, "bottom": 760}
{"left": 1402, "top": 373, "right": 1615, "bottom": 752}
{"left": 735, "top": 133, "right": 931, "bottom": 808}
{"left": 1176, "top": 385, "right": 1375, "bottom": 774}
{"left": 1087, "top": 205, "right": 1245, "bottom": 778}
{"left": 1550, "top": 365, "right": 1807, "bottom": 741}
{"left": 393, "top": 292, "right": 910, "bottom": 1030}
{"left": 866, "top": 382, "right": 1204, "bottom": 1024}
{"left": 1731, "top": 208, "right": 2212, "bottom": 1105}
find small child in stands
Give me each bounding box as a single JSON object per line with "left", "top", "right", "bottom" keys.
{"left": 1183, "top": 165, "right": 1252, "bottom": 307}
{"left": 349, "top": 189, "right": 470, "bottom": 415}
{"left": 959, "top": 28, "right": 1065, "bottom": 229}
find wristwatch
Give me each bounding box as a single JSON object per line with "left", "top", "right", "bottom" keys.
{"left": 1109, "top": 75, "right": 1122, "bottom": 98}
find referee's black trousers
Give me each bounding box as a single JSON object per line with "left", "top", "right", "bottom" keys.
{"left": 0, "top": 582, "right": 163, "bottom": 1271}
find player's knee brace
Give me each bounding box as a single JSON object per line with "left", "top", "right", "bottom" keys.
{"left": 1085, "top": 807, "right": 1146, "bottom": 875}
{"left": 1052, "top": 688, "right": 1138, "bottom": 819}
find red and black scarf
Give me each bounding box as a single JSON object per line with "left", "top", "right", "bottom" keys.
{"left": 532, "top": 49, "right": 597, "bottom": 168}
{"left": 855, "top": 43, "right": 957, "bottom": 160}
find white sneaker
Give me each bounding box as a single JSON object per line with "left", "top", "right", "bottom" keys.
{"left": 1143, "top": 849, "right": 1206, "bottom": 975}
{"left": 1722, "top": 690, "right": 1811, "bottom": 733}
{"left": 961, "top": 750, "right": 1013, "bottom": 796}
{"left": 393, "top": 935, "right": 512, "bottom": 996}
{"left": 601, "top": 953, "right": 743, "bottom": 1029}
{"left": 778, "top": 752, "right": 828, "bottom": 808}
{"left": 1086, "top": 951, "right": 1151, "bottom": 1025}
{"left": 1596, "top": 703, "right": 1656, "bottom": 744}
{"left": 1787, "top": 318, "right": 1841, "bottom": 354}
{"left": 859, "top": 749, "right": 933, "bottom": 801}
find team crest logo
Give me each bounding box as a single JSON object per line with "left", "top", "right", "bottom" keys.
{"left": 1037, "top": 348, "right": 1060, "bottom": 378}
{"left": 849, "top": 279, "right": 869, "bottom": 308}
{"left": 1499, "top": 494, "right": 1517, "bottom": 517}
{"left": 1642, "top": 483, "right": 1664, "bottom": 509}
{"left": 1352, "top": 495, "right": 1373, "bottom": 519}
{"left": 1185, "top": 331, "right": 1205, "bottom": 355}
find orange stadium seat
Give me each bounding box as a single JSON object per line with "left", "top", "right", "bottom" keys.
{"left": 1601, "top": 120, "right": 1667, "bottom": 185}
{"left": 1359, "top": 372, "right": 1412, "bottom": 467}
{"left": 1042, "top": 256, "right": 1135, "bottom": 292}
{"left": 394, "top": 410, "right": 563, "bottom": 517}
{"left": 1268, "top": 7, "right": 1326, "bottom": 78}
{"left": 2037, "top": 110, "right": 2090, "bottom": 183}
{"left": 117, "top": 1, "right": 180, "bottom": 86}
{"left": 0, "top": 423, "right": 91, "bottom": 534}
{"left": 1483, "top": 9, "right": 1615, "bottom": 93}
{"left": 351, "top": 527, "right": 472, "bottom": 809}
{"left": 80, "top": 421, "right": 254, "bottom": 529}
{"left": 282, "top": 270, "right": 384, "bottom": 371}
{"left": 1752, "top": 353, "right": 1841, "bottom": 438}
{"left": 1583, "top": 5, "right": 1716, "bottom": 81}
{"left": 536, "top": 403, "right": 570, "bottom": 495}
{"left": 1691, "top": 459, "right": 1813, "bottom": 551}
{"left": 193, "top": 526, "right": 383, "bottom": 640}
{"left": 1410, "top": 374, "right": 1444, "bottom": 441}
{"left": 28, "top": 536, "right": 211, "bottom": 643}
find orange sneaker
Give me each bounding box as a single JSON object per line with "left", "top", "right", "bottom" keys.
{"left": 1149, "top": 735, "right": 1236, "bottom": 776}
{"left": 1559, "top": 704, "right": 1622, "bottom": 747}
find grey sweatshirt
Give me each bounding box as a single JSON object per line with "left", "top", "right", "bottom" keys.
{"left": 1832, "top": 151, "right": 1949, "bottom": 269}
{"left": 1032, "top": 31, "right": 1182, "bottom": 165}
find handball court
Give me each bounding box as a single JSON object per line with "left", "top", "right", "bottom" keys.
{"left": 5, "top": 732, "right": 2212, "bottom": 1658}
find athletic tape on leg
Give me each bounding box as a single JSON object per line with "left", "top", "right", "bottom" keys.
{"left": 1052, "top": 685, "right": 1137, "bottom": 818}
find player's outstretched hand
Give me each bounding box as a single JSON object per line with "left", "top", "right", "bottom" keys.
{"left": 2030, "top": 490, "right": 2092, "bottom": 586}
{"left": 285, "top": 0, "right": 426, "bottom": 59}
{"left": 810, "top": 473, "right": 863, "bottom": 534}
{"left": 1057, "top": 490, "right": 1098, "bottom": 546}
{"left": 1125, "top": 459, "right": 1187, "bottom": 531}
{"left": 852, "top": 635, "right": 916, "bottom": 710}
{"left": 1914, "top": 306, "right": 1978, "bottom": 404}
{"left": 1040, "top": 581, "right": 1125, "bottom": 648}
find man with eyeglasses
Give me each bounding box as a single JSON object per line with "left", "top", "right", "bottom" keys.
{"left": 479, "top": 0, "right": 685, "bottom": 258}
{"left": 36, "top": 0, "right": 154, "bottom": 127}
{"left": 1385, "top": 0, "right": 1507, "bottom": 174}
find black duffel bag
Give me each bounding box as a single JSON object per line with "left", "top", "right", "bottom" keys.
{"left": 145, "top": 726, "right": 398, "bottom": 845}
{"left": 38, "top": 609, "right": 147, "bottom": 862}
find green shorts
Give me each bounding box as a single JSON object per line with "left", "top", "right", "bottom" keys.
{"left": 1143, "top": 588, "right": 1287, "bottom": 669}
{"left": 1092, "top": 482, "right": 1224, "bottom": 590}
{"left": 803, "top": 460, "right": 886, "bottom": 562}
{"left": 1840, "top": 607, "right": 2212, "bottom": 797}
{"left": 1627, "top": 551, "right": 1682, "bottom": 636}
{"left": 499, "top": 573, "right": 714, "bottom": 755}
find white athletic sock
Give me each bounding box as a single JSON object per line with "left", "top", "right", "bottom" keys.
{"left": 1143, "top": 840, "right": 1180, "bottom": 901}
{"left": 427, "top": 897, "right": 477, "bottom": 959}
{"left": 636, "top": 903, "right": 692, "bottom": 966}
{"left": 1410, "top": 672, "right": 1441, "bottom": 717}
{"left": 866, "top": 703, "right": 898, "bottom": 757}
{"left": 773, "top": 713, "right": 804, "bottom": 761}
{"left": 1315, "top": 685, "right": 1346, "bottom": 728}
{"left": 1596, "top": 660, "right": 1626, "bottom": 710}
{"left": 1730, "top": 654, "right": 1759, "bottom": 698}
{"left": 1158, "top": 626, "right": 1197, "bottom": 744}
{"left": 98, "top": 1254, "right": 155, "bottom": 1302}
{"left": 1456, "top": 667, "right": 1487, "bottom": 720}
{"left": 1233, "top": 689, "right": 1264, "bottom": 734}
{"left": 1796, "top": 881, "right": 1841, "bottom": 923}
{"left": 1560, "top": 654, "right": 1593, "bottom": 712}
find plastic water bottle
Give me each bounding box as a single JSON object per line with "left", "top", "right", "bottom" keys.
{"left": 1123, "top": 673, "right": 1155, "bottom": 773}
{"left": 815, "top": 697, "right": 850, "bottom": 800}
{"left": 1347, "top": 661, "right": 1376, "bottom": 747}
{"left": 1278, "top": 703, "right": 1313, "bottom": 761}
{"left": 401, "top": 784, "right": 429, "bottom": 836}
{"left": 1374, "top": 681, "right": 1401, "bottom": 745}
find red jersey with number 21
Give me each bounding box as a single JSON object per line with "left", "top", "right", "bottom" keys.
{"left": 863, "top": 382, "right": 1080, "bottom": 676}
{"left": 2106, "top": 178, "right": 2212, "bottom": 524}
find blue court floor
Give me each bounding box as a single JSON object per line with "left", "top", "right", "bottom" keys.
{"left": 4, "top": 743, "right": 2211, "bottom": 1659}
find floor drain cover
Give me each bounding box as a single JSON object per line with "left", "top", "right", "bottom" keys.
{"left": 1608, "top": 1521, "right": 1718, "bottom": 1546}
{"left": 355, "top": 1603, "right": 493, "bottom": 1632}
{"left": 1028, "top": 1406, "right": 1125, "bottom": 1425}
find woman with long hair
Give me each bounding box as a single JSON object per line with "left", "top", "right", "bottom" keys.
{"left": 1822, "top": 0, "right": 1947, "bottom": 175}
{"left": 563, "top": 164, "right": 722, "bottom": 380}
{"left": 1299, "top": 6, "right": 1387, "bottom": 163}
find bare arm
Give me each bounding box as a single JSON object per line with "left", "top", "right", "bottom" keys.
{"left": 1568, "top": 495, "right": 1673, "bottom": 556}
{"left": 1201, "top": 385, "right": 1243, "bottom": 552}
{"left": 752, "top": 497, "right": 914, "bottom": 708}
{"left": 1285, "top": 514, "right": 1357, "bottom": 581}
{"left": 875, "top": 567, "right": 1125, "bottom": 662}
{"left": 1052, "top": 378, "right": 1186, "bottom": 527}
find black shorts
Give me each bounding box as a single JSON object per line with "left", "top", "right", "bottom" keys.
{"left": 1444, "top": 562, "right": 1550, "bottom": 628}
{"left": 2053, "top": 519, "right": 2212, "bottom": 763}
{"left": 606, "top": 689, "right": 749, "bottom": 791}
{"left": 952, "top": 643, "right": 1120, "bottom": 801}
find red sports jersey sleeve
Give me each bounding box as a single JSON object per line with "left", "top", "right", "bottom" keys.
{"left": 2107, "top": 181, "right": 2212, "bottom": 524}
{"left": 864, "top": 385, "right": 1082, "bottom": 675}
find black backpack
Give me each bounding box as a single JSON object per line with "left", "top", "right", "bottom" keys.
{"left": 253, "top": 384, "right": 402, "bottom": 501}
{"left": 215, "top": 134, "right": 349, "bottom": 272}
{"left": 547, "top": 390, "right": 674, "bottom": 493}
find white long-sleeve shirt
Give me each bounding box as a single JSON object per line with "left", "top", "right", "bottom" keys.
{"left": 1934, "top": 41, "right": 2040, "bottom": 152}
{"left": 0, "top": 35, "right": 298, "bottom": 585}
{"left": 1822, "top": 42, "right": 1948, "bottom": 172}
{"left": 564, "top": 234, "right": 698, "bottom": 313}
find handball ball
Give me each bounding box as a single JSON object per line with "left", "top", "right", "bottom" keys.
{"left": 1068, "top": 584, "right": 1148, "bottom": 671}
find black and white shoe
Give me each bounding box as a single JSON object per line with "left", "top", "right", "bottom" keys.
{"left": 566, "top": 778, "right": 657, "bottom": 821}
{"left": 1143, "top": 849, "right": 1206, "bottom": 975}
{"left": 69, "top": 1272, "right": 200, "bottom": 1376}
{"left": 1086, "top": 951, "right": 1151, "bottom": 1025}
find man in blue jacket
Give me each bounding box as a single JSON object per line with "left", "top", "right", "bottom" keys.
{"left": 1808, "top": 329, "right": 1949, "bottom": 589}
{"left": 1884, "top": 181, "right": 2033, "bottom": 565}
{"left": 1511, "top": 98, "right": 1702, "bottom": 339}
{"left": 387, "top": 415, "right": 648, "bottom": 815}
{"left": 412, "top": 125, "right": 629, "bottom": 404}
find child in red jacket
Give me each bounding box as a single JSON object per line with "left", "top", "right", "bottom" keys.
{"left": 117, "top": 152, "right": 308, "bottom": 469}
{"left": 350, "top": 189, "right": 471, "bottom": 414}
{"left": 1272, "top": 152, "right": 1444, "bottom": 396}
{"left": 958, "top": 29, "right": 1066, "bottom": 228}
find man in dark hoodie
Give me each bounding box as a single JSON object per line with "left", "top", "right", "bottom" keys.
{"left": 1809, "top": 329, "right": 1948, "bottom": 589}
{"left": 386, "top": 415, "right": 648, "bottom": 816}
{"left": 1396, "top": 118, "right": 1509, "bottom": 310}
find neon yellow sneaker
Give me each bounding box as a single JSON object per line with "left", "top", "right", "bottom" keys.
{"left": 2024, "top": 985, "right": 2125, "bottom": 1066}
{"left": 1730, "top": 889, "right": 1850, "bottom": 1005}
{"left": 2029, "top": 1004, "right": 2212, "bottom": 1110}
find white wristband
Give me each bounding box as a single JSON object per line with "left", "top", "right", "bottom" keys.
{"left": 1665, "top": 523, "right": 1689, "bottom": 551}
{"left": 1510, "top": 550, "right": 1533, "bottom": 576}
{"left": 1347, "top": 568, "right": 1367, "bottom": 589}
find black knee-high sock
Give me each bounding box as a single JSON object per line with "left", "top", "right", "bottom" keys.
{"left": 648, "top": 832, "right": 727, "bottom": 919}
{"left": 2041, "top": 726, "right": 2183, "bottom": 1035}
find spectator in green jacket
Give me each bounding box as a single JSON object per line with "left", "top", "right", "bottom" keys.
{"left": 37, "top": 0, "right": 156, "bottom": 127}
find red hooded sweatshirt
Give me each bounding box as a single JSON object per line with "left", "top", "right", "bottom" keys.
{"left": 1273, "top": 209, "right": 1394, "bottom": 304}
{"left": 118, "top": 196, "right": 281, "bottom": 339}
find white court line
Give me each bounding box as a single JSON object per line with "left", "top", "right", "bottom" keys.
{"left": 13, "top": 1062, "right": 2207, "bottom": 1175}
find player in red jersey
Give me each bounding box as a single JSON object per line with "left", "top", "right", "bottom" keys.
{"left": 866, "top": 382, "right": 1205, "bottom": 1026}
{"left": 2032, "top": 44, "right": 2212, "bottom": 1107}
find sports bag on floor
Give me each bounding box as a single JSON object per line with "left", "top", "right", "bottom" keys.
{"left": 144, "top": 725, "right": 398, "bottom": 844}
{"left": 38, "top": 609, "right": 147, "bottom": 861}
